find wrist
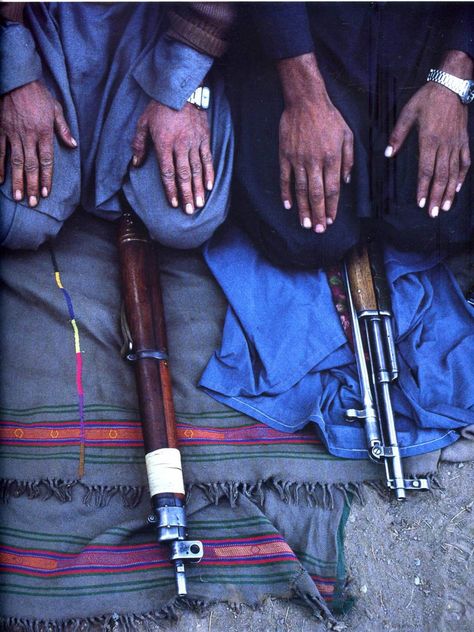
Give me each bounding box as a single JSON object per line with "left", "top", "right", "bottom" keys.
{"left": 277, "top": 53, "right": 330, "bottom": 108}
{"left": 439, "top": 50, "right": 473, "bottom": 80}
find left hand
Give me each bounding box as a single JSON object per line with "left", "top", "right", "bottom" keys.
{"left": 131, "top": 100, "right": 214, "bottom": 215}
{"left": 386, "top": 55, "right": 471, "bottom": 218}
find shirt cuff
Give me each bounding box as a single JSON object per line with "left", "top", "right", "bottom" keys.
{"left": 132, "top": 36, "right": 213, "bottom": 110}
{"left": 0, "top": 22, "right": 42, "bottom": 94}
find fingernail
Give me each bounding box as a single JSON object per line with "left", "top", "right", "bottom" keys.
{"left": 14, "top": 189, "right": 22, "bottom": 201}
{"left": 185, "top": 203, "right": 194, "bottom": 215}
{"left": 196, "top": 196, "right": 204, "bottom": 207}
{"left": 418, "top": 197, "right": 426, "bottom": 209}
{"left": 315, "top": 224, "right": 325, "bottom": 233}
{"left": 29, "top": 195, "right": 38, "bottom": 207}
{"left": 345, "top": 174, "right": 351, "bottom": 184}
{"left": 71, "top": 137, "right": 78, "bottom": 147}
{"left": 41, "top": 187, "right": 48, "bottom": 197}
{"left": 284, "top": 200, "right": 291, "bottom": 210}
{"left": 430, "top": 206, "right": 439, "bottom": 218}
{"left": 384, "top": 145, "right": 394, "bottom": 158}
{"left": 171, "top": 197, "right": 178, "bottom": 208}
{"left": 327, "top": 217, "right": 334, "bottom": 225}
{"left": 206, "top": 180, "right": 213, "bottom": 191}
{"left": 442, "top": 200, "right": 451, "bottom": 212}
{"left": 456, "top": 183, "right": 462, "bottom": 193}
{"left": 302, "top": 217, "right": 312, "bottom": 229}
{"left": 132, "top": 155, "right": 138, "bottom": 167}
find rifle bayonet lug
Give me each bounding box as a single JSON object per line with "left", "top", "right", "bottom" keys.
{"left": 171, "top": 539, "right": 204, "bottom": 563}
{"left": 345, "top": 408, "right": 367, "bottom": 422}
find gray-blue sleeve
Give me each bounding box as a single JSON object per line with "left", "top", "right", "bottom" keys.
{"left": 0, "top": 21, "right": 42, "bottom": 94}
{"left": 132, "top": 35, "right": 213, "bottom": 111}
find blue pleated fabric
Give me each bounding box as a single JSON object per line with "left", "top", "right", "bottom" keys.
{"left": 200, "top": 223, "right": 474, "bottom": 459}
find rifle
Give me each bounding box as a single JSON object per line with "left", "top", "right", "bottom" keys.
{"left": 343, "top": 240, "right": 430, "bottom": 500}
{"left": 118, "top": 209, "right": 203, "bottom": 595}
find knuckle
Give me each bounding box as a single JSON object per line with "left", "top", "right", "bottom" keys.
{"left": 40, "top": 153, "right": 53, "bottom": 167}
{"left": 177, "top": 167, "right": 191, "bottom": 182}
{"left": 190, "top": 162, "right": 202, "bottom": 176}
{"left": 324, "top": 153, "right": 337, "bottom": 167}
{"left": 325, "top": 185, "right": 340, "bottom": 198}
{"left": 11, "top": 155, "right": 24, "bottom": 168}
{"left": 200, "top": 150, "right": 212, "bottom": 164}
{"left": 160, "top": 167, "right": 175, "bottom": 181}
{"left": 24, "top": 160, "right": 39, "bottom": 173}
{"left": 309, "top": 186, "right": 324, "bottom": 199}
{"left": 295, "top": 183, "right": 308, "bottom": 194}
{"left": 419, "top": 168, "right": 433, "bottom": 179}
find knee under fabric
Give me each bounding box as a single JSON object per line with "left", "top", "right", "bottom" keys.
{"left": 0, "top": 197, "right": 67, "bottom": 251}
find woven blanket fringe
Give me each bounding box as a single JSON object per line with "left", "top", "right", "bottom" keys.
{"left": 1, "top": 475, "right": 441, "bottom": 508}
{"left": 188, "top": 479, "right": 367, "bottom": 508}
{"left": 0, "top": 588, "right": 345, "bottom": 632}
{"left": 0, "top": 479, "right": 143, "bottom": 508}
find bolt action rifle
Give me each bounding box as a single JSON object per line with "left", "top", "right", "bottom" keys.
{"left": 118, "top": 209, "right": 203, "bottom": 595}
{"left": 343, "top": 240, "right": 430, "bottom": 500}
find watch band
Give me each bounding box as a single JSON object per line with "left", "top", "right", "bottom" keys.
{"left": 427, "top": 69, "right": 474, "bottom": 105}
{"left": 187, "top": 86, "right": 210, "bottom": 110}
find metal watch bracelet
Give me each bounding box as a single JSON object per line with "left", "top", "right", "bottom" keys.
{"left": 427, "top": 69, "right": 474, "bottom": 105}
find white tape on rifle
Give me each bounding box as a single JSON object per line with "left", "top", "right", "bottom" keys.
{"left": 145, "top": 448, "right": 185, "bottom": 496}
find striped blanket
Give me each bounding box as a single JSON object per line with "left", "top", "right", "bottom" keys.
{"left": 0, "top": 211, "right": 440, "bottom": 630}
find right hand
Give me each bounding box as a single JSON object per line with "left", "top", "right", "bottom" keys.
{"left": 279, "top": 96, "right": 353, "bottom": 233}
{"left": 0, "top": 80, "right": 77, "bottom": 207}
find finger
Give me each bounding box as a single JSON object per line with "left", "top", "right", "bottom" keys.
{"left": 189, "top": 147, "right": 205, "bottom": 208}
{"left": 156, "top": 150, "right": 178, "bottom": 208}
{"left": 341, "top": 130, "right": 354, "bottom": 184}
{"left": 427, "top": 147, "right": 450, "bottom": 218}
{"left": 38, "top": 133, "right": 54, "bottom": 197}
{"left": 54, "top": 102, "right": 77, "bottom": 148}
{"left": 456, "top": 145, "right": 471, "bottom": 193}
{"left": 199, "top": 138, "right": 214, "bottom": 192}
{"left": 10, "top": 136, "right": 24, "bottom": 201}
{"left": 279, "top": 155, "right": 293, "bottom": 210}
{"left": 23, "top": 136, "right": 40, "bottom": 206}
{"left": 174, "top": 148, "right": 194, "bottom": 214}
{"left": 294, "top": 165, "right": 312, "bottom": 229}
{"left": 416, "top": 137, "right": 437, "bottom": 210}
{"left": 131, "top": 118, "right": 148, "bottom": 167}
{"left": 324, "top": 154, "right": 342, "bottom": 225}
{"left": 0, "top": 134, "right": 6, "bottom": 184}
{"left": 308, "top": 166, "right": 326, "bottom": 233}
{"left": 441, "top": 150, "right": 459, "bottom": 212}
{"left": 386, "top": 104, "right": 416, "bottom": 158}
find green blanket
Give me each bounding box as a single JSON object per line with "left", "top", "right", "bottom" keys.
{"left": 0, "top": 212, "right": 441, "bottom": 630}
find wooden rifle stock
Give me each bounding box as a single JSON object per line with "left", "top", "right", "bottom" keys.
{"left": 118, "top": 210, "right": 203, "bottom": 595}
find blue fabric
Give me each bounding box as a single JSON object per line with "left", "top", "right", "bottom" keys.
{"left": 0, "top": 3, "right": 215, "bottom": 221}
{"left": 200, "top": 224, "right": 474, "bottom": 459}
{"left": 133, "top": 35, "right": 213, "bottom": 111}
{"left": 0, "top": 22, "right": 42, "bottom": 94}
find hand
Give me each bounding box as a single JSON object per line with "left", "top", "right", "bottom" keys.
{"left": 131, "top": 100, "right": 214, "bottom": 215}
{"left": 386, "top": 51, "right": 472, "bottom": 218}
{"left": 277, "top": 53, "right": 353, "bottom": 233}
{"left": 279, "top": 98, "right": 353, "bottom": 232}
{"left": 0, "top": 80, "right": 77, "bottom": 206}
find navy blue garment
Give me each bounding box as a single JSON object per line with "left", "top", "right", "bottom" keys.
{"left": 227, "top": 3, "right": 474, "bottom": 268}
{"left": 199, "top": 223, "right": 474, "bottom": 459}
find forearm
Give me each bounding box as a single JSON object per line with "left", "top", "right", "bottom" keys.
{"left": 277, "top": 52, "right": 330, "bottom": 107}
{"left": 439, "top": 49, "right": 473, "bottom": 78}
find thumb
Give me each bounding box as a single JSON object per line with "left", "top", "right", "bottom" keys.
{"left": 54, "top": 102, "right": 77, "bottom": 148}
{"left": 385, "top": 103, "right": 416, "bottom": 158}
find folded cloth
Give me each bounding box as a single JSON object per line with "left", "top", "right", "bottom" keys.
{"left": 200, "top": 223, "right": 474, "bottom": 459}
{"left": 1, "top": 211, "right": 380, "bottom": 629}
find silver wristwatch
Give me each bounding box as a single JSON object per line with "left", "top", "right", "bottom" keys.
{"left": 427, "top": 69, "right": 474, "bottom": 105}
{"left": 187, "top": 86, "right": 210, "bottom": 110}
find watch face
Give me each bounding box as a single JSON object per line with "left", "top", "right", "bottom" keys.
{"left": 462, "top": 85, "right": 474, "bottom": 104}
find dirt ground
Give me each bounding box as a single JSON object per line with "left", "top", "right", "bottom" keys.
{"left": 136, "top": 460, "right": 473, "bottom": 632}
